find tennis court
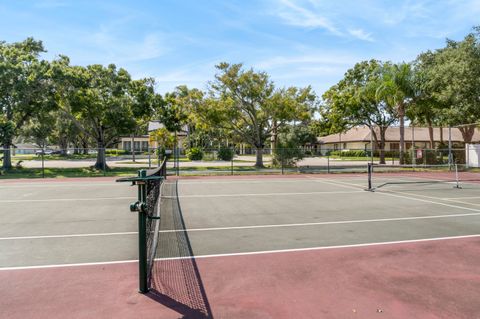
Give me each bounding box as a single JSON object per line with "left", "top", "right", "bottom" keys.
{"left": 1, "top": 171, "right": 480, "bottom": 318}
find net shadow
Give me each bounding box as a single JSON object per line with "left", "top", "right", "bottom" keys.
{"left": 147, "top": 180, "right": 213, "bottom": 319}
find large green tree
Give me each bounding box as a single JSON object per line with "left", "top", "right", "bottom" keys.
{"left": 322, "top": 60, "right": 397, "bottom": 163}
{"left": 193, "top": 63, "right": 316, "bottom": 167}
{"left": 55, "top": 60, "right": 153, "bottom": 169}
{"left": 0, "top": 38, "right": 56, "bottom": 169}
{"left": 417, "top": 27, "right": 480, "bottom": 142}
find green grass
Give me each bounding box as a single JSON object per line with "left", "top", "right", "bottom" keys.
{"left": 329, "top": 156, "right": 397, "bottom": 162}
{"left": 0, "top": 167, "right": 140, "bottom": 179}
{"left": 12, "top": 153, "right": 97, "bottom": 161}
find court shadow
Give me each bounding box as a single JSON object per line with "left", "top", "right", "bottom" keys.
{"left": 147, "top": 180, "right": 213, "bottom": 319}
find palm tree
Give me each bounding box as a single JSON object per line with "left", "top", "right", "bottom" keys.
{"left": 377, "top": 63, "right": 416, "bottom": 164}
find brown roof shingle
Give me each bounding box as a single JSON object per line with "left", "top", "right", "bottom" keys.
{"left": 317, "top": 126, "right": 480, "bottom": 144}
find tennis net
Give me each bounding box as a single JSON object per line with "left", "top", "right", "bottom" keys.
{"left": 366, "top": 163, "right": 468, "bottom": 191}
{"left": 144, "top": 164, "right": 165, "bottom": 288}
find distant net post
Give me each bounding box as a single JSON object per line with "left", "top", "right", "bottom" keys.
{"left": 366, "top": 162, "right": 373, "bottom": 191}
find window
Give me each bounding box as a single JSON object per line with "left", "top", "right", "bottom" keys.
{"left": 123, "top": 141, "right": 131, "bottom": 151}
{"left": 134, "top": 141, "right": 141, "bottom": 151}
{"left": 141, "top": 141, "right": 149, "bottom": 151}
{"left": 390, "top": 143, "right": 399, "bottom": 150}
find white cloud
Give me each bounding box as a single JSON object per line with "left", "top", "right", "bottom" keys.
{"left": 348, "top": 28, "right": 374, "bottom": 42}
{"left": 275, "top": 0, "right": 339, "bottom": 34}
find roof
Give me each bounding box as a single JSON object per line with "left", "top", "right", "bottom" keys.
{"left": 317, "top": 126, "right": 480, "bottom": 144}
{"left": 148, "top": 121, "right": 188, "bottom": 135}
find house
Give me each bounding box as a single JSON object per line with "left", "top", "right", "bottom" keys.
{"left": 117, "top": 121, "right": 189, "bottom": 152}
{"left": 317, "top": 126, "right": 480, "bottom": 154}
{"left": 117, "top": 135, "right": 150, "bottom": 152}
{"left": 147, "top": 121, "right": 188, "bottom": 149}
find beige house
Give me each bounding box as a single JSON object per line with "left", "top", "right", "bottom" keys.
{"left": 117, "top": 121, "right": 189, "bottom": 152}
{"left": 117, "top": 135, "right": 150, "bottom": 152}
{"left": 317, "top": 126, "right": 480, "bottom": 154}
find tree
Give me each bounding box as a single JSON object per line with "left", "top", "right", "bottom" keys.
{"left": 409, "top": 51, "right": 446, "bottom": 149}
{"left": 417, "top": 27, "right": 480, "bottom": 142}
{"left": 322, "top": 60, "right": 397, "bottom": 164}
{"left": 193, "top": 63, "right": 316, "bottom": 167}
{"left": 55, "top": 60, "right": 152, "bottom": 169}
{"left": 274, "top": 124, "right": 317, "bottom": 166}
{"left": 376, "top": 62, "right": 416, "bottom": 164}
{"left": 128, "top": 78, "right": 157, "bottom": 161}
{"left": 0, "top": 38, "right": 56, "bottom": 169}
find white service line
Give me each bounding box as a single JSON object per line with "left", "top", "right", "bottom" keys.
{"left": 0, "top": 232, "right": 136, "bottom": 241}
{"left": 178, "top": 179, "right": 317, "bottom": 185}
{"left": 155, "top": 234, "right": 480, "bottom": 261}
{"left": 0, "top": 196, "right": 136, "bottom": 203}
{"left": 3, "top": 234, "right": 480, "bottom": 270}
{"left": 156, "top": 211, "right": 480, "bottom": 233}
{"left": 166, "top": 190, "right": 364, "bottom": 198}
{"left": 0, "top": 183, "right": 121, "bottom": 188}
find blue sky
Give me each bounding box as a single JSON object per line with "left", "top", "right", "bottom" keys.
{"left": 1, "top": 0, "right": 479, "bottom": 95}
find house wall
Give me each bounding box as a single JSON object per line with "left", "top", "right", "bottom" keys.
{"left": 318, "top": 141, "right": 441, "bottom": 155}
{"left": 118, "top": 137, "right": 150, "bottom": 152}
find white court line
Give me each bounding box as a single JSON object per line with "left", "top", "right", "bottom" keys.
{"left": 0, "top": 196, "right": 136, "bottom": 203}
{"left": 308, "top": 177, "right": 480, "bottom": 213}
{"left": 178, "top": 179, "right": 315, "bottom": 185}
{"left": 0, "top": 232, "right": 136, "bottom": 241}
{"left": 4, "top": 210, "right": 480, "bottom": 241}
{"left": 0, "top": 183, "right": 121, "bottom": 189}
{"left": 2, "top": 234, "right": 479, "bottom": 270}
{"left": 156, "top": 211, "right": 480, "bottom": 233}
{"left": 444, "top": 196, "right": 480, "bottom": 200}
{"left": 166, "top": 190, "right": 364, "bottom": 198}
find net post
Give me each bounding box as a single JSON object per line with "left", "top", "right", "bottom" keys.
{"left": 327, "top": 155, "right": 330, "bottom": 174}
{"left": 454, "top": 164, "right": 462, "bottom": 189}
{"left": 366, "top": 162, "right": 373, "bottom": 191}
{"left": 137, "top": 169, "right": 148, "bottom": 293}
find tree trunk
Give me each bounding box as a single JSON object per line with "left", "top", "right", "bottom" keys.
{"left": 459, "top": 125, "right": 475, "bottom": 143}
{"left": 398, "top": 104, "right": 405, "bottom": 164}
{"left": 439, "top": 127, "right": 444, "bottom": 144}
{"left": 2, "top": 142, "right": 12, "bottom": 170}
{"left": 379, "top": 128, "right": 387, "bottom": 165}
{"left": 94, "top": 139, "right": 107, "bottom": 170}
{"left": 255, "top": 147, "right": 264, "bottom": 168}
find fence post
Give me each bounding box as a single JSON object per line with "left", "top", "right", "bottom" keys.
{"left": 148, "top": 148, "right": 151, "bottom": 169}
{"left": 367, "top": 162, "right": 372, "bottom": 191}
{"left": 41, "top": 151, "right": 45, "bottom": 178}
{"left": 103, "top": 148, "right": 107, "bottom": 176}
{"left": 231, "top": 147, "right": 234, "bottom": 175}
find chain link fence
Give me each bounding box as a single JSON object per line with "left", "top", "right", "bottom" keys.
{"left": 0, "top": 146, "right": 472, "bottom": 179}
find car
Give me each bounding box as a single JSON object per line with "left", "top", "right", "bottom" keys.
{"left": 35, "top": 149, "right": 62, "bottom": 155}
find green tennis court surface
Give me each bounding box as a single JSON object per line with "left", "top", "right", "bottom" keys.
{"left": 1, "top": 173, "right": 479, "bottom": 318}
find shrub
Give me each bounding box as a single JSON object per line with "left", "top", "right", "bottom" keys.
{"left": 330, "top": 150, "right": 367, "bottom": 157}
{"left": 106, "top": 149, "right": 127, "bottom": 156}
{"left": 187, "top": 147, "right": 204, "bottom": 161}
{"left": 217, "top": 146, "right": 234, "bottom": 161}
